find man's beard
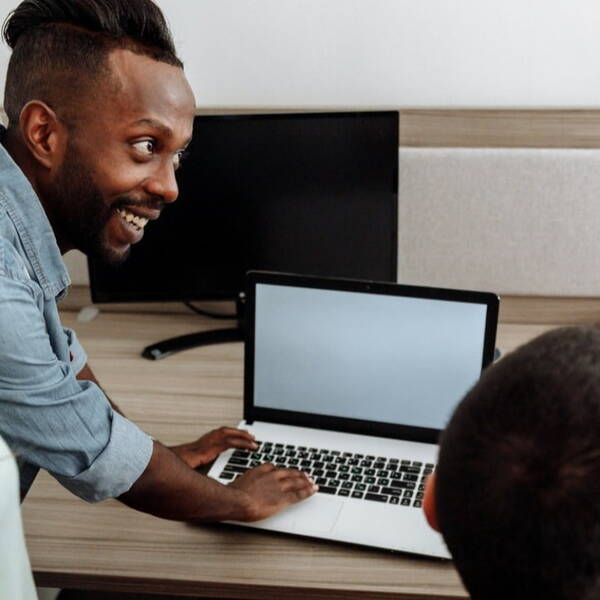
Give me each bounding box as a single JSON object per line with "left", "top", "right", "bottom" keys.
{"left": 48, "top": 143, "right": 130, "bottom": 266}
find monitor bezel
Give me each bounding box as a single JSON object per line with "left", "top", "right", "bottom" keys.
{"left": 243, "top": 270, "right": 499, "bottom": 445}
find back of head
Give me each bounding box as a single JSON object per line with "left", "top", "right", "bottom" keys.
{"left": 436, "top": 325, "right": 600, "bottom": 600}
{"left": 2, "top": 0, "right": 182, "bottom": 129}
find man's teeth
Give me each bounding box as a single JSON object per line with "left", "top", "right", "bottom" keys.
{"left": 116, "top": 208, "right": 149, "bottom": 230}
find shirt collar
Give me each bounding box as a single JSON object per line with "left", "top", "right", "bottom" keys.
{"left": 0, "top": 126, "right": 71, "bottom": 300}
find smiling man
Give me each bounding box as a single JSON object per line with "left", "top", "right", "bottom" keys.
{"left": 0, "top": 0, "right": 316, "bottom": 522}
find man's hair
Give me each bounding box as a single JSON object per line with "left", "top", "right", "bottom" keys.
{"left": 2, "top": 0, "right": 183, "bottom": 127}
{"left": 436, "top": 325, "right": 600, "bottom": 600}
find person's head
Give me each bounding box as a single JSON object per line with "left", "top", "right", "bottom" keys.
{"left": 424, "top": 325, "right": 600, "bottom": 600}
{"left": 2, "top": 0, "right": 195, "bottom": 264}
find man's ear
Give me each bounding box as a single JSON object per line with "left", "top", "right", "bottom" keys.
{"left": 423, "top": 471, "right": 440, "bottom": 532}
{"left": 18, "top": 100, "right": 67, "bottom": 171}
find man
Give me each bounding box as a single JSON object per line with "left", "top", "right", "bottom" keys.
{"left": 0, "top": 0, "right": 316, "bottom": 521}
{"left": 423, "top": 325, "right": 600, "bottom": 600}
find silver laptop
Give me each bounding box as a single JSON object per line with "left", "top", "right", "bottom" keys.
{"left": 208, "top": 271, "right": 499, "bottom": 558}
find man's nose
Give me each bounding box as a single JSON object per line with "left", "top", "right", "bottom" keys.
{"left": 145, "top": 161, "right": 179, "bottom": 204}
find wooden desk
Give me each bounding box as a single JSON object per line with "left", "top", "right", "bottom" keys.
{"left": 21, "top": 309, "right": 557, "bottom": 599}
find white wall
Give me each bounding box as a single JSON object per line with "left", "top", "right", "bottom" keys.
{"left": 146, "top": 0, "right": 600, "bottom": 108}
{"left": 1, "top": 0, "right": 600, "bottom": 108}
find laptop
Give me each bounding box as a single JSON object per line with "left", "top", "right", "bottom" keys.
{"left": 208, "top": 271, "right": 499, "bottom": 558}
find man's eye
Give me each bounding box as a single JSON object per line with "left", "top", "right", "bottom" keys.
{"left": 132, "top": 140, "right": 155, "bottom": 156}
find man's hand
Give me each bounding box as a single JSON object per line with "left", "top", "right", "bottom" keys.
{"left": 120, "top": 442, "right": 318, "bottom": 522}
{"left": 169, "top": 427, "right": 258, "bottom": 469}
{"left": 229, "top": 463, "right": 318, "bottom": 521}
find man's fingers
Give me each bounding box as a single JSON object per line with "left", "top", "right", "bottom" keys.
{"left": 224, "top": 436, "right": 258, "bottom": 449}
{"left": 280, "top": 474, "right": 317, "bottom": 493}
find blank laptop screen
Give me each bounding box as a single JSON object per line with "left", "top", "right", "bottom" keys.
{"left": 254, "top": 283, "right": 488, "bottom": 431}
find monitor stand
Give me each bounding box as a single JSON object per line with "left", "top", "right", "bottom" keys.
{"left": 141, "top": 296, "right": 245, "bottom": 360}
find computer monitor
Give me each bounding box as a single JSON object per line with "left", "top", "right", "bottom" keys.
{"left": 88, "top": 111, "right": 399, "bottom": 357}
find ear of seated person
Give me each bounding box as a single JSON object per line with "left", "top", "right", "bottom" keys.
{"left": 423, "top": 325, "right": 600, "bottom": 600}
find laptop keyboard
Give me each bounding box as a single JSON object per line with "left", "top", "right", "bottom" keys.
{"left": 218, "top": 440, "right": 434, "bottom": 508}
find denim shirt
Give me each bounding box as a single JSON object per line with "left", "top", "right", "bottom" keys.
{"left": 0, "top": 129, "right": 153, "bottom": 502}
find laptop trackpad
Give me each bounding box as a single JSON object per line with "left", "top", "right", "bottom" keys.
{"left": 257, "top": 495, "right": 343, "bottom": 534}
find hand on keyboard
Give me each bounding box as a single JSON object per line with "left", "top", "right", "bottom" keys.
{"left": 169, "top": 427, "right": 259, "bottom": 469}
{"left": 229, "top": 462, "right": 318, "bottom": 521}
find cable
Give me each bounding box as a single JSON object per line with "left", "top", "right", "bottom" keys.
{"left": 183, "top": 301, "right": 237, "bottom": 320}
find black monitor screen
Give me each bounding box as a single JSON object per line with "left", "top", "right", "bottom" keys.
{"left": 89, "top": 111, "right": 399, "bottom": 302}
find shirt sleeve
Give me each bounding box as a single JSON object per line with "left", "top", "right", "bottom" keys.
{"left": 62, "top": 326, "right": 88, "bottom": 375}
{"left": 0, "top": 273, "right": 153, "bottom": 502}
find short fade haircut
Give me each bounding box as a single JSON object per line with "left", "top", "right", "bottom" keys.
{"left": 436, "top": 325, "right": 600, "bottom": 600}
{"left": 2, "top": 0, "right": 183, "bottom": 128}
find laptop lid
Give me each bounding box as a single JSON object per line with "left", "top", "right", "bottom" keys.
{"left": 244, "top": 271, "right": 499, "bottom": 444}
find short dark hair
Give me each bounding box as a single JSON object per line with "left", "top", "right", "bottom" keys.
{"left": 2, "top": 0, "right": 183, "bottom": 127}
{"left": 436, "top": 325, "right": 600, "bottom": 600}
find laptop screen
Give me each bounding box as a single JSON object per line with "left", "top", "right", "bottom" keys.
{"left": 253, "top": 282, "right": 491, "bottom": 432}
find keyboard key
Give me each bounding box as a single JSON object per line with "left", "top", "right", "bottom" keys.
{"left": 390, "top": 480, "right": 410, "bottom": 489}
{"left": 315, "top": 477, "right": 327, "bottom": 485}
{"left": 414, "top": 500, "right": 422, "bottom": 508}
{"left": 401, "top": 498, "right": 411, "bottom": 506}
{"left": 368, "top": 485, "right": 381, "bottom": 493}
{"left": 223, "top": 465, "right": 248, "bottom": 474}
{"left": 338, "top": 488, "right": 350, "bottom": 497}
{"left": 351, "top": 491, "right": 364, "bottom": 499}
{"left": 232, "top": 450, "right": 250, "bottom": 458}
{"left": 365, "top": 493, "right": 388, "bottom": 503}
{"left": 318, "top": 486, "right": 338, "bottom": 495}
{"left": 326, "top": 470, "right": 337, "bottom": 479}
{"left": 228, "top": 457, "right": 249, "bottom": 466}
{"left": 328, "top": 479, "right": 340, "bottom": 487}
{"left": 377, "top": 478, "right": 390, "bottom": 486}
{"left": 313, "top": 469, "right": 324, "bottom": 477}
{"left": 381, "top": 487, "right": 401, "bottom": 496}
{"left": 342, "top": 481, "right": 353, "bottom": 490}
{"left": 220, "top": 471, "right": 235, "bottom": 480}
{"left": 389, "top": 496, "right": 400, "bottom": 505}
{"left": 355, "top": 483, "right": 366, "bottom": 491}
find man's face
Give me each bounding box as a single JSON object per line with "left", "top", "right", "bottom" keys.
{"left": 48, "top": 49, "right": 195, "bottom": 264}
